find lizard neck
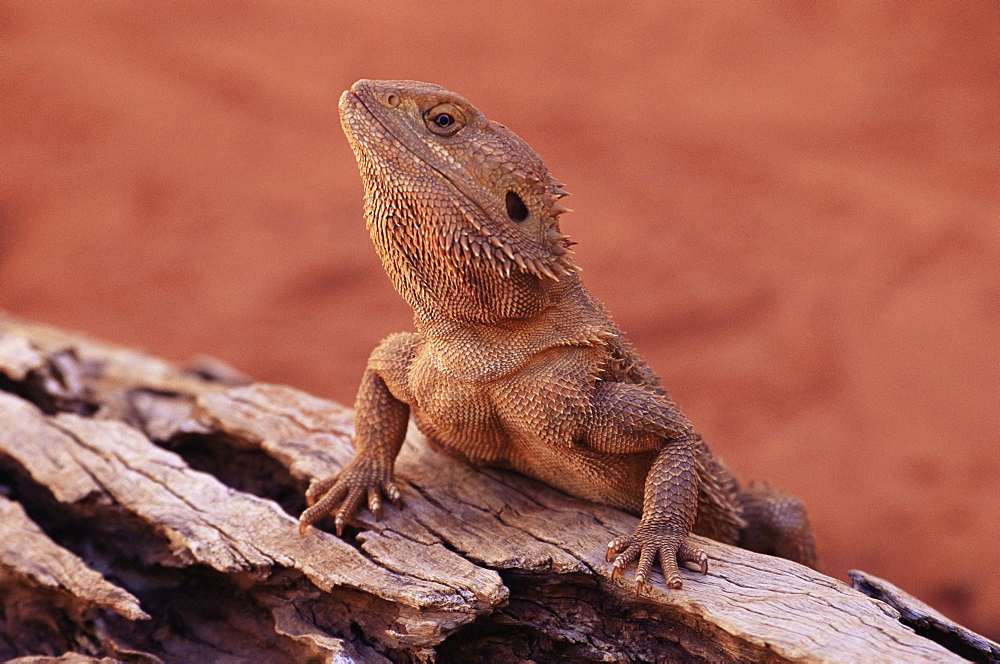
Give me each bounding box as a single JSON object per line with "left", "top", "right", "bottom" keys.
{"left": 364, "top": 173, "right": 562, "bottom": 327}
{"left": 363, "top": 173, "right": 617, "bottom": 382}
{"left": 413, "top": 282, "right": 618, "bottom": 382}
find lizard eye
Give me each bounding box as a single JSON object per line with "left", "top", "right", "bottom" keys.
{"left": 424, "top": 103, "right": 465, "bottom": 136}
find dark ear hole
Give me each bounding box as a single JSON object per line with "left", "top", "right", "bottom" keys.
{"left": 505, "top": 191, "right": 529, "bottom": 222}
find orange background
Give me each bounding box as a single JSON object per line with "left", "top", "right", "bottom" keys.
{"left": 1, "top": 1, "right": 996, "bottom": 638}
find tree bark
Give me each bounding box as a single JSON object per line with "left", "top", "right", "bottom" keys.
{"left": 0, "top": 313, "right": 994, "bottom": 663}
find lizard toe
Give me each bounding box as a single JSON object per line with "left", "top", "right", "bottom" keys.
{"left": 367, "top": 488, "right": 383, "bottom": 521}
{"left": 635, "top": 543, "right": 661, "bottom": 593}
{"left": 385, "top": 482, "right": 403, "bottom": 507}
{"left": 299, "top": 482, "right": 348, "bottom": 534}
{"left": 608, "top": 533, "right": 642, "bottom": 582}
{"left": 606, "top": 534, "right": 634, "bottom": 562}
{"left": 660, "top": 555, "right": 684, "bottom": 590}
{"left": 334, "top": 486, "right": 367, "bottom": 535}
{"left": 305, "top": 474, "right": 341, "bottom": 506}
{"left": 678, "top": 541, "right": 708, "bottom": 575}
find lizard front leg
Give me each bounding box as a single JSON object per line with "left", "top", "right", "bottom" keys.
{"left": 606, "top": 443, "right": 706, "bottom": 592}
{"left": 299, "top": 368, "right": 408, "bottom": 536}
{"left": 587, "top": 381, "right": 707, "bottom": 592}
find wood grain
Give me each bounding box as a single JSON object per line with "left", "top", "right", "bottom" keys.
{"left": 1, "top": 313, "right": 987, "bottom": 663}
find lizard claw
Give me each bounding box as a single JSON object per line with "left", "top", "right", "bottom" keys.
{"left": 606, "top": 534, "right": 633, "bottom": 562}
{"left": 299, "top": 458, "right": 401, "bottom": 536}
{"left": 679, "top": 542, "right": 709, "bottom": 575}
{"left": 606, "top": 521, "right": 708, "bottom": 592}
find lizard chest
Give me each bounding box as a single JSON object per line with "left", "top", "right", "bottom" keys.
{"left": 406, "top": 350, "right": 513, "bottom": 465}
{"left": 404, "top": 342, "right": 605, "bottom": 469}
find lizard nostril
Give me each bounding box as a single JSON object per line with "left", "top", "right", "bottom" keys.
{"left": 383, "top": 92, "right": 400, "bottom": 108}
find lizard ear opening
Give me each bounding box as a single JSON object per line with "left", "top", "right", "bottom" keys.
{"left": 505, "top": 190, "right": 529, "bottom": 223}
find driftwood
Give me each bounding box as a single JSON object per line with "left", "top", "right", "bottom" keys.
{"left": 0, "top": 313, "right": 995, "bottom": 663}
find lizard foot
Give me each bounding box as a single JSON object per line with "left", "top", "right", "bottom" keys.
{"left": 606, "top": 521, "right": 708, "bottom": 593}
{"left": 299, "top": 458, "right": 402, "bottom": 536}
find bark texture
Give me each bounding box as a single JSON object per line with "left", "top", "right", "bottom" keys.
{"left": 0, "top": 313, "right": 993, "bottom": 663}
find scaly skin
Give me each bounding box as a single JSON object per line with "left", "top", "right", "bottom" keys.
{"left": 300, "top": 79, "right": 819, "bottom": 592}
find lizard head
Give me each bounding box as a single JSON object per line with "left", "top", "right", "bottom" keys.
{"left": 340, "top": 79, "right": 579, "bottom": 323}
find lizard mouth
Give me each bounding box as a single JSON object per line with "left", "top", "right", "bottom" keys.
{"left": 343, "top": 88, "right": 486, "bottom": 211}
{"left": 340, "top": 89, "right": 419, "bottom": 162}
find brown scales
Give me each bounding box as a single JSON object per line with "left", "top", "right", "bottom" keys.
{"left": 300, "top": 79, "right": 819, "bottom": 592}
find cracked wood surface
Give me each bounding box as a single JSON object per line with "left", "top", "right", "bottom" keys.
{"left": 0, "top": 313, "right": 989, "bottom": 663}
{"left": 0, "top": 494, "right": 148, "bottom": 621}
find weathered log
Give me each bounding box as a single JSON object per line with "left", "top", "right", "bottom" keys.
{"left": 0, "top": 313, "right": 993, "bottom": 663}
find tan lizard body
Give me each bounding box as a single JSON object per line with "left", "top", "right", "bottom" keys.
{"left": 300, "top": 79, "right": 819, "bottom": 591}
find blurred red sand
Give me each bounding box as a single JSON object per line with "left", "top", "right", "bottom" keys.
{"left": 1, "top": 1, "right": 996, "bottom": 638}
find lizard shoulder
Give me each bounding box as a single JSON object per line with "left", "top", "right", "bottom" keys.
{"left": 366, "top": 332, "right": 422, "bottom": 404}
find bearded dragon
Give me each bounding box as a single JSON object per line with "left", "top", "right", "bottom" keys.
{"left": 299, "top": 79, "right": 819, "bottom": 592}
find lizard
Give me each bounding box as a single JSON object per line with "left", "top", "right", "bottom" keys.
{"left": 299, "top": 79, "right": 819, "bottom": 592}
